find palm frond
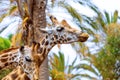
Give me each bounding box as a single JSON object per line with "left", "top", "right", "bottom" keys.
{"left": 8, "top": 5, "right": 17, "bottom": 15}
{"left": 82, "top": 15, "right": 99, "bottom": 30}
{"left": 80, "top": 74, "right": 97, "bottom": 79}
{"left": 112, "top": 10, "right": 118, "bottom": 23}
{"left": 62, "top": 4, "right": 82, "bottom": 23}
{"left": 50, "top": 52, "right": 65, "bottom": 72}
{"left": 104, "top": 11, "right": 110, "bottom": 24}
{"left": 58, "top": 51, "right": 65, "bottom": 72}
{"left": 87, "top": 4, "right": 100, "bottom": 15}
{"left": 0, "top": 13, "right": 7, "bottom": 22}
{"left": 75, "top": 64, "right": 99, "bottom": 76}
{"left": 68, "top": 57, "right": 77, "bottom": 74}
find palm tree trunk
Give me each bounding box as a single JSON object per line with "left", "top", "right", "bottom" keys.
{"left": 32, "top": 0, "right": 49, "bottom": 80}
{"left": 22, "top": 0, "right": 49, "bottom": 80}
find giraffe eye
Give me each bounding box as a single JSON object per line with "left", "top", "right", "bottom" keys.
{"left": 25, "top": 56, "right": 32, "bottom": 62}
{"left": 56, "top": 27, "right": 64, "bottom": 31}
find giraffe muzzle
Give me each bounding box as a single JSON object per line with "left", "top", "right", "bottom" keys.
{"left": 78, "top": 32, "right": 89, "bottom": 42}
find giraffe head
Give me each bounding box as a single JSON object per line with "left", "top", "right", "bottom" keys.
{"left": 0, "top": 46, "right": 40, "bottom": 80}
{"left": 39, "top": 19, "right": 89, "bottom": 46}
{"left": 18, "top": 45, "right": 41, "bottom": 80}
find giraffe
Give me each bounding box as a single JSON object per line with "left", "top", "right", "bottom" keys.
{"left": 2, "top": 16, "right": 89, "bottom": 80}
{"left": 0, "top": 45, "right": 41, "bottom": 80}
{"left": 33, "top": 20, "right": 89, "bottom": 66}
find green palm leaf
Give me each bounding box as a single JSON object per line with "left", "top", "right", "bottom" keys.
{"left": 62, "top": 4, "right": 82, "bottom": 23}
{"left": 112, "top": 10, "right": 118, "bottom": 23}
{"left": 68, "top": 57, "right": 77, "bottom": 74}
{"left": 50, "top": 52, "right": 65, "bottom": 72}
{"left": 104, "top": 11, "right": 110, "bottom": 24}
{"left": 75, "top": 64, "right": 99, "bottom": 77}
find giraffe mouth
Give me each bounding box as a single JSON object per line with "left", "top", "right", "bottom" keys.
{"left": 78, "top": 33, "right": 89, "bottom": 42}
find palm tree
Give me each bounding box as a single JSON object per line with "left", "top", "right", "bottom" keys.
{"left": 12, "top": 0, "right": 49, "bottom": 80}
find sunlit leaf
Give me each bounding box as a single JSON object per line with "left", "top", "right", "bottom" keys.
{"left": 9, "top": 5, "right": 17, "bottom": 15}
{"left": 112, "top": 10, "right": 118, "bottom": 23}
{"left": 0, "top": 13, "right": 7, "bottom": 22}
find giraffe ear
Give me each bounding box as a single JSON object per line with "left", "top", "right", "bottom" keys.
{"left": 49, "top": 15, "right": 59, "bottom": 26}
{"left": 61, "top": 19, "right": 71, "bottom": 28}
{"left": 39, "top": 28, "right": 52, "bottom": 34}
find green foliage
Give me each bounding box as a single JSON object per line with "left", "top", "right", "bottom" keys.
{"left": 50, "top": 52, "right": 65, "bottom": 72}
{"left": 106, "top": 24, "right": 120, "bottom": 56}
{"left": 8, "top": 34, "right": 13, "bottom": 41}
{"left": 62, "top": 4, "right": 82, "bottom": 23}
{"left": 0, "top": 37, "right": 11, "bottom": 51}
{"left": 0, "top": 69, "right": 12, "bottom": 80}
{"left": 49, "top": 52, "right": 82, "bottom": 80}
{"left": 80, "top": 24, "right": 120, "bottom": 79}
{"left": 49, "top": 52, "right": 65, "bottom": 80}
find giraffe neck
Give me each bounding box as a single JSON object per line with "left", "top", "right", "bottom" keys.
{"left": 35, "top": 32, "right": 75, "bottom": 64}
{"left": 33, "top": 35, "right": 56, "bottom": 65}
{"left": 0, "top": 48, "right": 19, "bottom": 69}
{"left": 2, "top": 66, "right": 30, "bottom": 80}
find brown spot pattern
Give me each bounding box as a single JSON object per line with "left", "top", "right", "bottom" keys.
{"left": 45, "top": 41, "right": 49, "bottom": 45}
{"left": 38, "top": 47, "right": 43, "bottom": 53}
{"left": 0, "top": 47, "right": 19, "bottom": 55}
{"left": 24, "top": 75, "right": 30, "bottom": 80}
{"left": 1, "top": 54, "right": 8, "bottom": 57}
{"left": 4, "top": 63, "right": 8, "bottom": 66}
{"left": 11, "top": 73, "right": 18, "bottom": 79}
{"left": 1, "top": 58, "right": 8, "bottom": 62}
{"left": 41, "top": 39, "right": 45, "bottom": 45}
{"left": 54, "top": 35, "right": 58, "bottom": 39}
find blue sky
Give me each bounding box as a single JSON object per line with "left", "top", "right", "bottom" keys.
{"left": 93, "top": 0, "right": 120, "bottom": 14}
